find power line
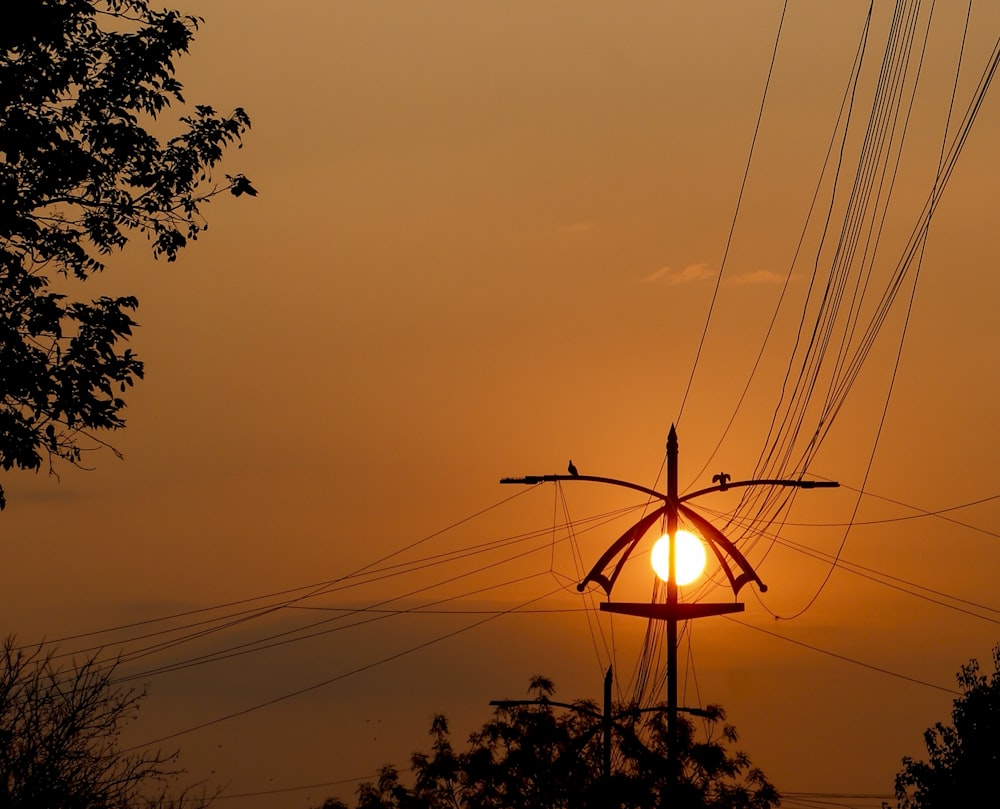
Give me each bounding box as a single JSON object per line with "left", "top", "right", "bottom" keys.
{"left": 213, "top": 773, "right": 375, "bottom": 801}
{"left": 104, "top": 504, "right": 646, "bottom": 683}
{"left": 123, "top": 585, "right": 565, "bottom": 752}
{"left": 677, "top": 0, "right": 789, "bottom": 425}
{"left": 26, "top": 486, "right": 538, "bottom": 653}
{"left": 724, "top": 615, "right": 960, "bottom": 695}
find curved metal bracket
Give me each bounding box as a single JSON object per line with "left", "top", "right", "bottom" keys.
{"left": 677, "top": 503, "right": 767, "bottom": 595}
{"left": 576, "top": 501, "right": 768, "bottom": 598}
{"left": 576, "top": 504, "right": 668, "bottom": 594}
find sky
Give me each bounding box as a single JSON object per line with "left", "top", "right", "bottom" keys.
{"left": 4, "top": 2, "right": 1000, "bottom": 808}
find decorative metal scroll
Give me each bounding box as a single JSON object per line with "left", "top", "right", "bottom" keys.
{"left": 577, "top": 502, "right": 767, "bottom": 598}
{"left": 576, "top": 505, "right": 668, "bottom": 595}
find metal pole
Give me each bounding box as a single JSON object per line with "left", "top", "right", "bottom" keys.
{"left": 603, "top": 666, "right": 613, "bottom": 787}
{"left": 666, "top": 425, "right": 679, "bottom": 792}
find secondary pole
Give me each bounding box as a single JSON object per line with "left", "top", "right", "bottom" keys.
{"left": 603, "top": 665, "right": 613, "bottom": 787}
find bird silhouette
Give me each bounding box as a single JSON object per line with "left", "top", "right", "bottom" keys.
{"left": 568, "top": 460, "right": 579, "bottom": 477}
{"left": 227, "top": 173, "right": 258, "bottom": 197}
{"left": 712, "top": 472, "right": 731, "bottom": 490}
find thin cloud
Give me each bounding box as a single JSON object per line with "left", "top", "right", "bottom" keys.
{"left": 644, "top": 263, "right": 716, "bottom": 284}
{"left": 726, "top": 269, "right": 791, "bottom": 286}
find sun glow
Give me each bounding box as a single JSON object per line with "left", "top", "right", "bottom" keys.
{"left": 651, "top": 530, "right": 707, "bottom": 585}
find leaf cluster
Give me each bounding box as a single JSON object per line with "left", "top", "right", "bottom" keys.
{"left": 0, "top": 0, "right": 252, "bottom": 508}
{"left": 320, "top": 678, "right": 779, "bottom": 809}
{"left": 890, "top": 645, "right": 1000, "bottom": 809}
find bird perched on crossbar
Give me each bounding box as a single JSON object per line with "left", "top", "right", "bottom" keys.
{"left": 568, "top": 460, "right": 579, "bottom": 477}
{"left": 712, "top": 472, "right": 731, "bottom": 490}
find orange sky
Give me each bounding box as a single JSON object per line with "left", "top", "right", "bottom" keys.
{"left": 4, "top": 3, "right": 1000, "bottom": 808}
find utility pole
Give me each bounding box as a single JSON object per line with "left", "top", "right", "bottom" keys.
{"left": 501, "top": 425, "right": 838, "bottom": 799}
{"left": 665, "top": 425, "right": 679, "bottom": 779}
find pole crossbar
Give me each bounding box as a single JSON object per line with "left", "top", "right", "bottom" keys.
{"left": 499, "top": 474, "right": 837, "bottom": 503}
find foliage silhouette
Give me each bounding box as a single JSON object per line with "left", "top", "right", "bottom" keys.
{"left": 0, "top": 0, "right": 252, "bottom": 508}
{"left": 889, "top": 644, "right": 1000, "bottom": 809}
{"left": 0, "top": 637, "right": 213, "bottom": 808}
{"left": 318, "top": 677, "right": 779, "bottom": 809}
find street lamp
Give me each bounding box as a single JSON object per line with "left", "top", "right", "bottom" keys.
{"left": 501, "top": 424, "right": 838, "bottom": 791}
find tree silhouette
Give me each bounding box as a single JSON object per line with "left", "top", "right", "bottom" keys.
{"left": 0, "top": 637, "right": 213, "bottom": 808}
{"left": 319, "top": 677, "right": 779, "bottom": 809}
{"left": 889, "top": 645, "right": 1000, "bottom": 809}
{"left": 0, "top": 0, "right": 252, "bottom": 508}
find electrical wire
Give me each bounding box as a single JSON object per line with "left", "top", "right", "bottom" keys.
{"left": 682, "top": 2, "right": 1000, "bottom": 629}
{"left": 40, "top": 497, "right": 648, "bottom": 678}
{"left": 676, "top": 0, "right": 789, "bottom": 425}
{"left": 723, "top": 615, "right": 961, "bottom": 695}
{"left": 124, "top": 585, "right": 567, "bottom": 752}
{"left": 22, "top": 486, "right": 538, "bottom": 654}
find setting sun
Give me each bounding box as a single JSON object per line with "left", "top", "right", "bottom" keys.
{"left": 651, "top": 530, "right": 707, "bottom": 585}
